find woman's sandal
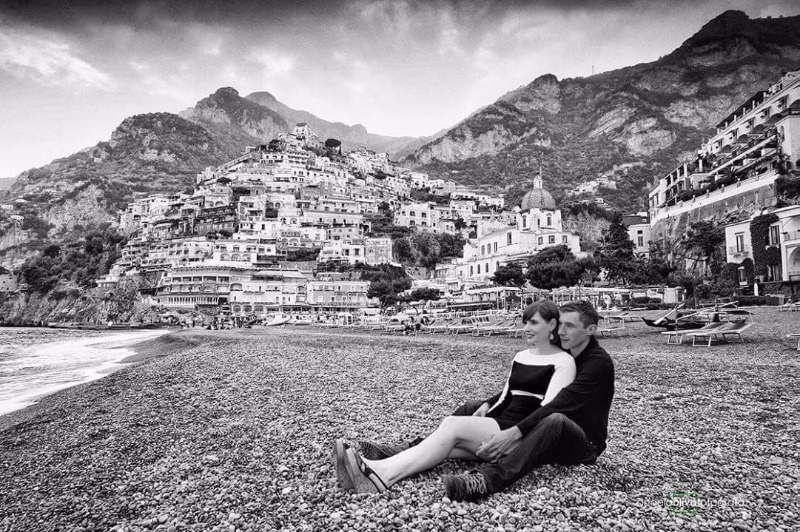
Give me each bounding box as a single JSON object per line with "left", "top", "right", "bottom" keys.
{"left": 343, "top": 448, "right": 388, "bottom": 494}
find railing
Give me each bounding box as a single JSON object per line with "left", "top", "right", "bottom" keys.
{"left": 783, "top": 230, "right": 800, "bottom": 242}
{"left": 727, "top": 247, "right": 751, "bottom": 257}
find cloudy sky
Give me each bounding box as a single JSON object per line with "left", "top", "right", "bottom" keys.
{"left": 0, "top": 0, "right": 798, "bottom": 178}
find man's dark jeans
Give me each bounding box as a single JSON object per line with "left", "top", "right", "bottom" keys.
{"left": 452, "top": 400, "right": 597, "bottom": 494}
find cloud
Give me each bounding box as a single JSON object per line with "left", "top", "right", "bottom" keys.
{"left": 247, "top": 49, "right": 296, "bottom": 79}
{"left": 0, "top": 26, "right": 115, "bottom": 90}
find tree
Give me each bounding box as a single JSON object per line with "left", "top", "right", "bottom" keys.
{"left": 679, "top": 220, "right": 725, "bottom": 277}
{"left": 491, "top": 264, "right": 527, "bottom": 287}
{"left": 436, "top": 232, "right": 465, "bottom": 259}
{"left": 526, "top": 245, "right": 588, "bottom": 289}
{"left": 367, "top": 279, "right": 397, "bottom": 308}
{"left": 409, "top": 287, "right": 441, "bottom": 302}
{"left": 595, "top": 211, "right": 635, "bottom": 285}
{"left": 628, "top": 241, "right": 673, "bottom": 285}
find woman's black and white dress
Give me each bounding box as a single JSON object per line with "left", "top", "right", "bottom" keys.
{"left": 486, "top": 349, "right": 576, "bottom": 430}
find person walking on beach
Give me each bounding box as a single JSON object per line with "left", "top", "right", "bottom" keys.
{"left": 344, "top": 300, "right": 614, "bottom": 501}
{"left": 333, "top": 301, "right": 577, "bottom": 496}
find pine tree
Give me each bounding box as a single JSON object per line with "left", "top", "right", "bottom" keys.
{"left": 595, "top": 212, "right": 635, "bottom": 285}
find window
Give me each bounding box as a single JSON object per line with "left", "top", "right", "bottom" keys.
{"left": 549, "top": 235, "right": 555, "bottom": 244}
{"left": 563, "top": 235, "right": 569, "bottom": 244}
{"left": 546, "top": 215, "right": 552, "bottom": 226}
{"left": 477, "top": 264, "right": 481, "bottom": 274}
{"left": 538, "top": 237, "right": 543, "bottom": 245}
{"left": 493, "top": 242, "right": 498, "bottom": 252}
{"left": 507, "top": 233, "right": 512, "bottom": 245}
{"left": 637, "top": 236, "right": 644, "bottom": 247}
{"left": 481, "top": 245, "right": 485, "bottom": 255}
{"left": 735, "top": 233, "right": 745, "bottom": 252}
{"left": 769, "top": 225, "right": 780, "bottom": 245}
{"left": 470, "top": 266, "right": 473, "bottom": 275}
{"left": 738, "top": 267, "right": 746, "bottom": 284}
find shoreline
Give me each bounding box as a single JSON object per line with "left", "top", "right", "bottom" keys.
{"left": 0, "top": 328, "right": 179, "bottom": 432}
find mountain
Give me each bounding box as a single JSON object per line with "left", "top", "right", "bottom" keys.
{"left": 4, "top": 87, "right": 427, "bottom": 245}
{"left": 7, "top": 113, "right": 237, "bottom": 233}
{"left": 406, "top": 10, "right": 800, "bottom": 212}
{"left": 179, "top": 87, "right": 289, "bottom": 147}
{"left": 243, "top": 90, "right": 434, "bottom": 156}
{"left": 3, "top": 9, "right": 800, "bottom": 259}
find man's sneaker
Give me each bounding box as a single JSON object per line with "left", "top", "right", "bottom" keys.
{"left": 358, "top": 440, "right": 410, "bottom": 460}
{"left": 442, "top": 472, "right": 490, "bottom": 501}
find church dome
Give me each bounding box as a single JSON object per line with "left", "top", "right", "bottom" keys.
{"left": 520, "top": 174, "right": 556, "bottom": 211}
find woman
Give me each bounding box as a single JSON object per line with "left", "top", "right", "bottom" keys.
{"left": 333, "top": 301, "right": 576, "bottom": 493}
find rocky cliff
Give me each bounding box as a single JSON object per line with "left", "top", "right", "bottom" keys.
{"left": 243, "top": 90, "right": 431, "bottom": 156}
{"left": 407, "top": 10, "right": 800, "bottom": 213}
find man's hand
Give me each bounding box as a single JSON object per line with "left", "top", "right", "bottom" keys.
{"left": 476, "top": 427, "right": 522, "bottom": 461}
{"left": 471, "top": 402, "right": 491, "bottom": 417}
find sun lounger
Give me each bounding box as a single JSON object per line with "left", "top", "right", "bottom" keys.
{"left": 448, "top": 319, "right": 480, "bottom": 335}
{"left": 471, "top": 317, "right": 508, "bottom": 336}
{"left": 480, "top": 318, "right": 520, "bottom": 336}
{"left": 688, "top": 321, "right": 754, "bottom": 346}
{"left": 597, "top": 316, "right": 626, "bottom": 337}
{"left": 661, "top": 322, "right": 730, "bottom": 345}
{"left": 779, "top": 301, "right": 800, "bottom": 312}
{"left": 427, "top": 319, "right": 455, "bottom": 334}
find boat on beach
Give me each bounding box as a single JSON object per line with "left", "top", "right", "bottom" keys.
{"left": 264, "top": 314, "right": 291, "bottom": 327}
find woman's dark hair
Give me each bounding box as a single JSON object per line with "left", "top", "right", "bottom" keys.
{"left": 521, "top": 301, "right": 561, "bottom": 347}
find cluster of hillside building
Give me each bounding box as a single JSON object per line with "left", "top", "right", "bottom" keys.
{"left": 87, "top": 123, "right": 594, "bottom": 314}
{"left": 2, "top": 70, "right": 799, "bottom": 313}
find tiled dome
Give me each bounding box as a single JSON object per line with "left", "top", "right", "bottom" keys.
{"left": 520, "top": 175, "right": 556, "bottom": 211}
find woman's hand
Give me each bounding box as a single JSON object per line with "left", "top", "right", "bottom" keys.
{"left": 472, "top": 402, "right": 491, "bottom": 417}
{"left": 476, "top": 427, "right": 522, "bottom": 461}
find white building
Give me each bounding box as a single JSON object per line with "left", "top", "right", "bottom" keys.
{"left": 624, "top": 213, "right": 651, "bottom": 258}
{"left": 445, "top": 174, "right": 581, "bottom": 283}
{"left": 724, "top": 205, "right": 800, "bottom": 284}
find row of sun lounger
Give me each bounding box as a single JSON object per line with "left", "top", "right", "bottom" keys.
{"left": 315, "top": 315, "right": 527, "bottom": 337}
{"left": 661, "top": 320, "right": 755, "bottom": 346}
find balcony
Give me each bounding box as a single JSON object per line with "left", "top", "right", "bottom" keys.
{"left": 783, "top": 230, "right": 800, "bottom": 243}
{"left": 727, "top": 247, "right": 751, "bottom": 259}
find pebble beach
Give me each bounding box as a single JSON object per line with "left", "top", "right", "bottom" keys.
{"left": 1, "top": 308, "right": 798, "bottom": 532}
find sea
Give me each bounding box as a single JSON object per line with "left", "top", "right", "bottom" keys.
{"left": 0, "top": 327, "right": 171, "bottom": 417}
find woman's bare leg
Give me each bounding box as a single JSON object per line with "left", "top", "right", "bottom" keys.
{"left": 363, "top": 416, "right": 501, "bottom": 487}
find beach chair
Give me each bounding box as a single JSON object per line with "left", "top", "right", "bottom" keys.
{"left": 471, "top": 317, "right": 507, "bottom": 336}
{"left": 597, "top": 316, "right": 626, "bottom": 337}
{"left": 481, "top": 318, "right": 519, "bottom": 336}
{"left": 448, "top": 317, "right": 480, "bottom": 335}
{"left": 688, "top": 321, "right": 754, "bottom": 346}
{"left": 661, "top": 322, "right": 730, "bottom": 345}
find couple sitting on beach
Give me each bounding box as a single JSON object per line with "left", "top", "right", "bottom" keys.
{"left": 333, "top": 300, "right": 615, "bottom": 501}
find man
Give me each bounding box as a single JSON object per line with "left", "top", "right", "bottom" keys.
{"left": 359, "top": 300, "right": 615, "bottom": 501}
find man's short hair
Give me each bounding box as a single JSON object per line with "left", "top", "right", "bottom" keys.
{"left": 559, "top": 300, "right": 600, "bottom": 328}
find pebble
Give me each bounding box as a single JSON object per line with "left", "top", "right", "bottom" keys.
{"left": 0, "top": 321, "right": 797, "bottom": 531}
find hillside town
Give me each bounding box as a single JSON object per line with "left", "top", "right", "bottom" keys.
{"left": 1, "top": 69, "right": 800, "bottom": 325}
{"left": 86, "top": 121, "right": 594, "bottom": 318}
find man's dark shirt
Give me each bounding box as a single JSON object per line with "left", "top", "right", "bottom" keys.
{"left": 485, "top": 336, "right": 615, "bottom": 453}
